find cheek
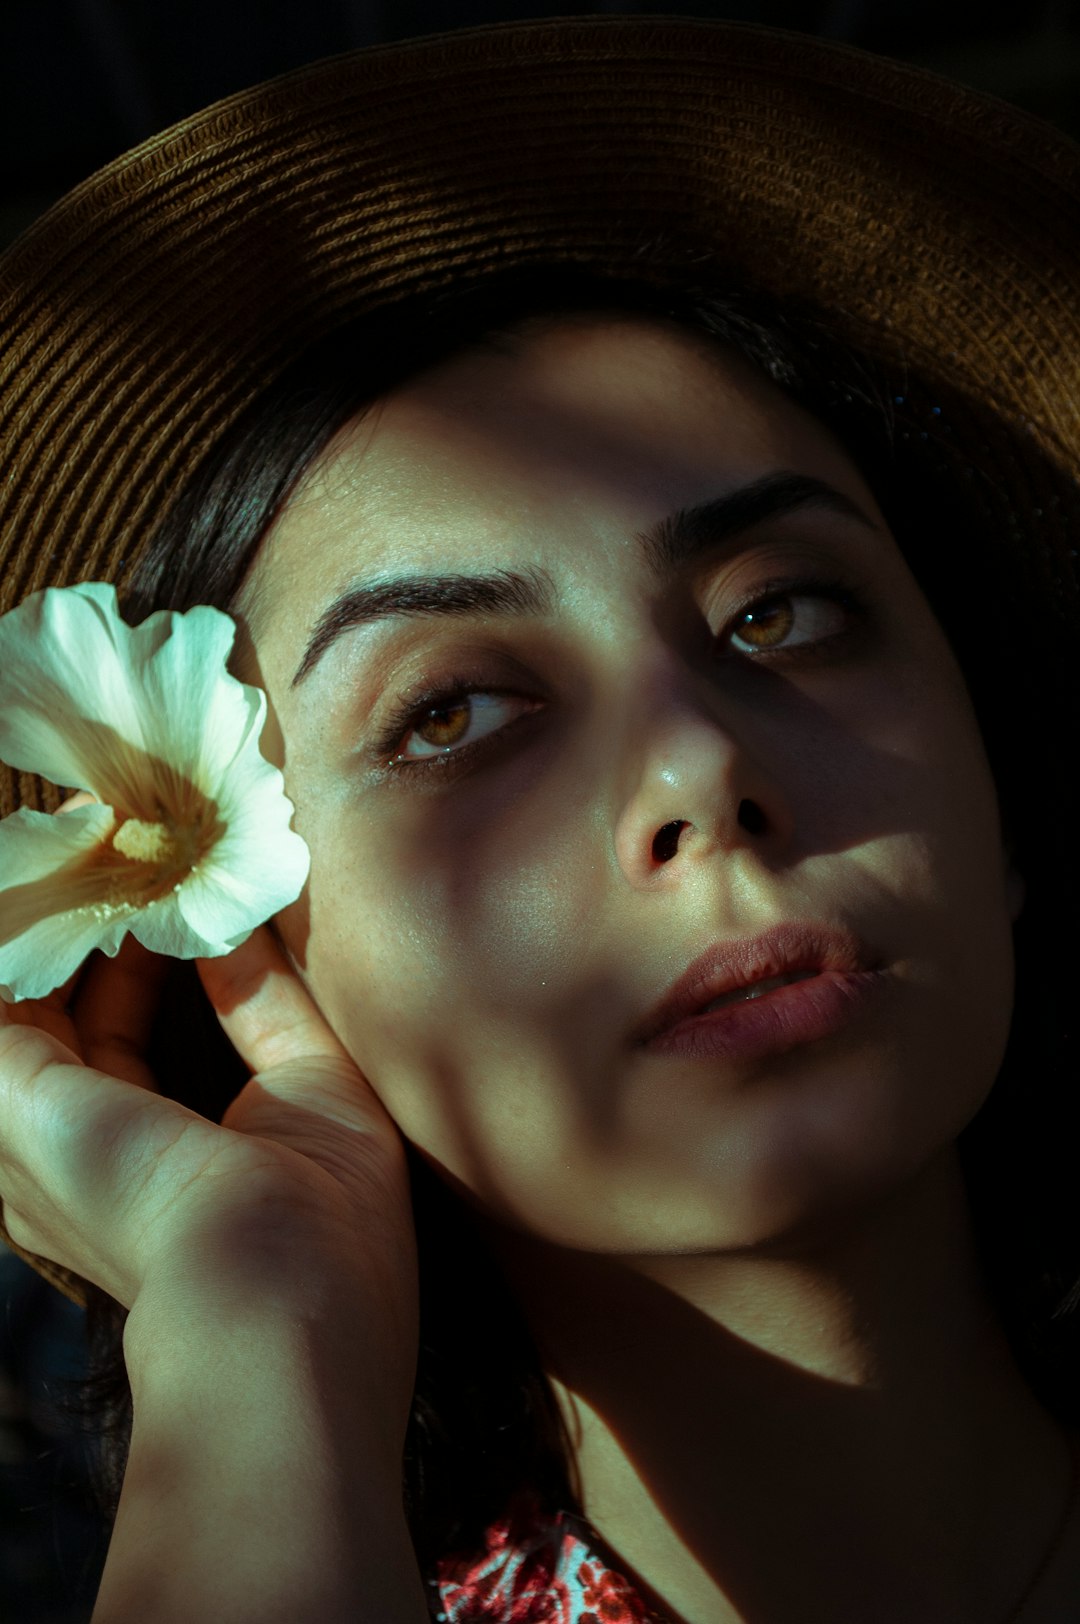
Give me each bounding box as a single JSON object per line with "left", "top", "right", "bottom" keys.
{"left": 867, "top": 652, "right": 1017, "bottom": 1092}
{"left": 846, "top": 617, "right": 1007, "bottom": 881}
{"left": 284, "top": 785, "right": 612, "bottom": 1149}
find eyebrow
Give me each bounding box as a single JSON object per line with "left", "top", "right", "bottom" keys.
{"left": 291, "top": 471, "right": 881, "bottom": 686}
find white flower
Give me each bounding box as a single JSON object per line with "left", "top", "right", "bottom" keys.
{"left": 0, "top": 582, "right": 309, "bottom": 1002}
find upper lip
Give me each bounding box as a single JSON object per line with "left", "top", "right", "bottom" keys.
{"left": 634, "top": 921, "right": 879, "bottom": 1045}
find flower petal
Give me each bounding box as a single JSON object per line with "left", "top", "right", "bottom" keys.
{"left": 0, "top": 582, "right": 158, "bottom": 801}
{"left": 0, "top": 804, "right": 134, "bottom": 1002}
{"left": 122, "top": 603, "right": 260, "bottom": 790}
{"left": 0, "top": 583, "right": 311, "bottom": 987}
{"left": 0, "top": 583, "right": 263, "bottom": 821}
{"left": 128, "top": 889, "right": 223, "bottom": 961}
{"left": 174, "top": 809, "right": 310, "bottom": 954}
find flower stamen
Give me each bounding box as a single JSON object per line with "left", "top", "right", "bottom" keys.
{"left": 105, "top": 797, "right": 223, "bottom": 901}
{"left": 111, "top": 818, "right": 178, "bottom": 865}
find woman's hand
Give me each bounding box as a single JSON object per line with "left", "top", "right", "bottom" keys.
{"left": 2, "top": 803, "right": 430, "bottom": 1619}
{"left": 0, "top": 915, "right": 416, "bottom": 1331}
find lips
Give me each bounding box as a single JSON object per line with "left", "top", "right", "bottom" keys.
{"left": 633, "top": 922, "right": 879, "bottom": 1046}
{"left": 699, "top": 968, "right": 818, "bottom": 1012}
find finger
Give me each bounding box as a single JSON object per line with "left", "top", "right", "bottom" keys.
{"left": 0, "top": 992, "right": 81, "bottom": 1060}
{"left": 197, "top": 925, "right": 350, "bottom": 1075}
{"left": 199, "top": 932, "right": 405, "bottom": 1215}
{"left": 56, "top": 790, "right": 99, "bottom": 814}
{"left": 73, "top": 936, "right": 171, "bottom": 1091}
{"left": 0, "top": 1009, "right": 207, "bottom": 1303}
{"left": 3, "top": 984, "right": 83, "bottom": 1052}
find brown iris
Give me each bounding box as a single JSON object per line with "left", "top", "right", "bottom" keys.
{"left": 735, "top": 597, "right": 794, "bottom": 649}
{"left": 417, "top": 699, "right": 472, "bottom": 749}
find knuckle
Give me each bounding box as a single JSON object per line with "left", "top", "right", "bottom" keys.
{"left": 0, "top": 1021, "right": 60, "bottom": 1091}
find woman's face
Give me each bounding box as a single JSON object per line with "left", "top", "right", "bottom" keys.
{"left": 237, "top": 313, "right": 1023, "bottom": 1254}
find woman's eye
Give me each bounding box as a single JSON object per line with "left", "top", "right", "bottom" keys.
{"left": 721, "top": 588, "right": 853, "bottom": 657}
{"left": 389, "top": 691, "right": 535, "bottom": 765}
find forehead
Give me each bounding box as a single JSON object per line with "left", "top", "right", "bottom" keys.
{"left": 239, "top": 314, "right": 877, "bottom": 655}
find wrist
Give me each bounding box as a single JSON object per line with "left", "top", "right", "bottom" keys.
{"left": 96, "top": 1305, "right": 426, "bottom": 1623}
{"left": 124, "top": 1221, "right": 419, "bottom": 1457}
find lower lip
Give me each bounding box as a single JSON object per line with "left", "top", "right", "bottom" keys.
{"left": 642, "top": 969, "right": 888, "bottom": 1063}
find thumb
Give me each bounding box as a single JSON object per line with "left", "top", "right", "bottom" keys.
{"left": 197, "top": 926, "right": 405, "bottom": 1182}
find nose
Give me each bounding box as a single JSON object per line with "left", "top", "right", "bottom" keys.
{"left": 612, "top": 666, "right": 796, "bottom": 888}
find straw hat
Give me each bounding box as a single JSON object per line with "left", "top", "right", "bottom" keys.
{"left": 1, "top": 15, "right": 1079, "bottom": 1298}
{"left": 2, "top": 25, "right": 1079, "bottom": 747}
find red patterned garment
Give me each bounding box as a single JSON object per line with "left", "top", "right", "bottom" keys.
{"left": 432, "top": 1494, "right": 672, "bottom": 1624}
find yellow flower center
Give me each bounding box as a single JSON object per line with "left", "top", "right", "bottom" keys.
{"left": 54, "top": 748, "right": 229, "bottom": 930}
{"left": 112, "top": 818, "right": 184, "bottom": 866}
{"left": 0, "top": 797, "right": 223, "bottom": 951}
{"left": 103, "top": 799, "right": 220, "bottom": 907}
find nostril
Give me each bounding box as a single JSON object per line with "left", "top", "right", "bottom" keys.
{"left": 652, "top": 820, "right": 685, "bottom": 863}
{"left": 738, "top": 799, "right": 767, "bottom": 835}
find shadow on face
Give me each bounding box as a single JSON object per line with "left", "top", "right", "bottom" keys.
{"left": 234, "top": 313, "right": 1023, "bottom": 1259}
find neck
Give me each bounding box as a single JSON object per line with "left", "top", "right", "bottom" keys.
{"left": 481, "top": 1152, "right": 1074, "bottom": 1624}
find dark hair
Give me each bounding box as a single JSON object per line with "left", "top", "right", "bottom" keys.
{"left": 71, "top": 261, "right": 1080, "bottom": 1575}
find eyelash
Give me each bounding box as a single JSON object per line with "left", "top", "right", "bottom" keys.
{"left": 370, "top": 573, "right": 866, "bottom": 779}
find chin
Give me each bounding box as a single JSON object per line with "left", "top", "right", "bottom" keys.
{"left": 588, "top": 1110, "right": 971, "bottom": 1260}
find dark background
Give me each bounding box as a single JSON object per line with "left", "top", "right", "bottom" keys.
{"left": 4, "top": 0, "right": 1080, "bottom": 251}
{"left": 2, "top": 3, "right": 1079, "bottom": 1621}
